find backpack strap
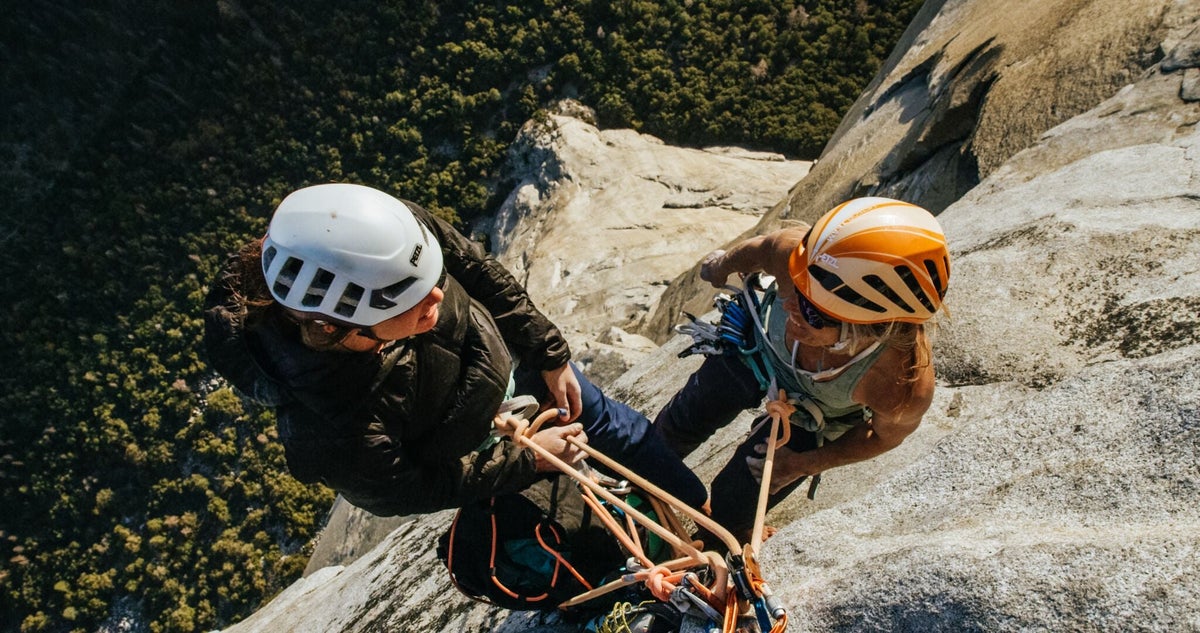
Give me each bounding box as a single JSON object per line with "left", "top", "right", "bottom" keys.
{"left": 442, "top": 503, "right": 491, "bottom": 605}
{"left": 487, "top": 496, "right": 552, "bottom": 604}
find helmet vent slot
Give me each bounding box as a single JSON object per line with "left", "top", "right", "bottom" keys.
{"left": 273, "top": 257, "right": 304, "bottom": 301}
{"left": 895, "top": 265, "right": 936, "bottom": 312}
{"left": 864, "top": 274, "right": 914, "bottom": 313}
{"left": 334, "top": 284, "right": 364, "bottom": 318}
{"left": 809, "top": 265, "right": 886, "bottom": 313}
{"left": 370, "top": 276, "right": 418, "bottom": 310}
{"left": 924, "top": 258, "right": 947, "bottom": 299}
{"left": 301, "top": 268, "right": 335, "bottom": 308}
{"left": 263, "top": 245, "right": 278, "bottom": 270}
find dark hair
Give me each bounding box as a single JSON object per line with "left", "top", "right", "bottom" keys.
{"left": 230, "top": 238, "right": 275, "bottom": 329}
{"left": 226, "top": 239, "right": 351, "bottom": 351}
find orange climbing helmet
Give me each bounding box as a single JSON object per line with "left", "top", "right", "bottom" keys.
{"left": 788, "top": 197, "right": 950, "bottom": 324}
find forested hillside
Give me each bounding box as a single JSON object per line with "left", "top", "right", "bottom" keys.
{"left": 0, "top": 1, "right": 921, "bottom": 631}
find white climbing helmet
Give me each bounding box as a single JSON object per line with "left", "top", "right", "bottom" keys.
{"left": 262, "top": 183, "right": 443, "bottom": 327}
{"left": 789, "top": 197, "right": 950, "bottom": 324}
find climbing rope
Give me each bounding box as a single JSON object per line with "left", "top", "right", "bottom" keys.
{"left": 495, "top": 397, "right": 791, "bottom": 632}
{"left": 750, "top": 392, "right": 795, "bottom": 556}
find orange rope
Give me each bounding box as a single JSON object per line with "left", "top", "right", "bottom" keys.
{"left": 525, "top": 409, "right": 554, "bottom": 436}
{"left": 535, "top": 522, "right": 593, "bottom": 590}
{"left": 648, "top": 495, "right": 694, "bottom": 558}
{"left": 579, "top": 487, "right": 653, "bottom": 569}
{"left": 520, "top": 433, "right": 709, "bottom": 567}
{"left": 566, "top": 435, "right": 743, "bottom": 556}
{"left": 682, "top": 571, "right": 723, "bottom": 612}
{"left": 495, "top": 404, "right": 778, "bottom": 624}
{"left": 557, "top": 556, "right": 698, "bottom": 609}
{"left": 722, "top": 588, "right": 740, "bottom": 633}
{"left": 623, "top": 508, "right": 644, "bottom": 556}
{"left": 750, "top": 391, "right": 796, "bottom": 556}
{"left": 644, "top": 565, "right": 685, "bottom": 602}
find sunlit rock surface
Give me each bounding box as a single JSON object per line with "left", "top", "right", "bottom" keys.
{"left": 483, "top": 104, "right": 811, "bottom": 384}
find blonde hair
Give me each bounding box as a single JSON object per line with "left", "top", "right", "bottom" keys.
{"left": 839, "top": 316, "right": 940, "bottom": 382}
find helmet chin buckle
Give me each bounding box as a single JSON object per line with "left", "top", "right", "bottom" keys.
{"left": 828, "top": 322, "right": 851, "bottom": 352}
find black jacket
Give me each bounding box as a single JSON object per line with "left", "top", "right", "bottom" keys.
{"left": 203, "top": 200, "right": 571, "bottom": 516}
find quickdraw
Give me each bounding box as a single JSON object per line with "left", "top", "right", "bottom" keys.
{"left": 675, "top": 275, "right": 776, "bottom": 393}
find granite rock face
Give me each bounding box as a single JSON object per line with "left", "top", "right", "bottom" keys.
{"left": 225, "top": 1, "right": 1200, "bottom": 631}
{"left": 480, "top": 104, "right": 811, "bottom": 384}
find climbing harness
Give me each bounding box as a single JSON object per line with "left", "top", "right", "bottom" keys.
{"left": 491, "top": 395, "right": 796, "bottom": 633}
{"left": 677, "top": 273, "right": 864, "bottom": 501}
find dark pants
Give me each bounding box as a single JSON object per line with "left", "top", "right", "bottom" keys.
{"left": 654, "top": 355, "right": 816, "bottom": 544}
{"left": 515, "top": 363, "right": 709, "bottom": 509}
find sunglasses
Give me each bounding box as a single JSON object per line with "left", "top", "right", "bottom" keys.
{"left": 794, "top": 287, "right": 840, "bottom": 329}
{"left": 311, "top": 319, "right": 389, "bottom": 343}
{"left": 285, "top": 310, "right": 389, "bottom": 344}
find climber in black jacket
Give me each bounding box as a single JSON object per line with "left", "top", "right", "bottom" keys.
{"left": 204, "top": 183, "right": 707, "bottom": 516}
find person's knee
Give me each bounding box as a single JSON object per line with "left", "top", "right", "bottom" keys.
{"left": 656, "top": 420, "right": 705, "bottom": 459}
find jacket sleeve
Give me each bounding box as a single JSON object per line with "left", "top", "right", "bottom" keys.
{"left": 278, "top": 404, "right": 540, "bottom": 516}
{"left": 404, "top": 200, "right": 571, "bottom": 371}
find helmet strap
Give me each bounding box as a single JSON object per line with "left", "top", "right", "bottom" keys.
{"left": 828, "top": 321, "right": 852, "bottom": 352}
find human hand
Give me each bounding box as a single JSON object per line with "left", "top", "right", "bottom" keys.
{"left": 746, "top": 444, "right": 816, "bottom": 494}
{"left": 699, "top": 250, "right": 728, "bottom": 287}
{"left": 541, "top": 364, "right": 582, "bottom": 422}
{"left": 530, "top": 423, "right": 587, "bottom": 472}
